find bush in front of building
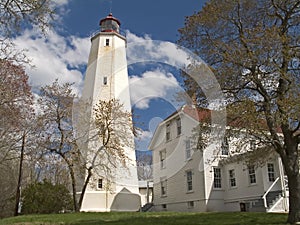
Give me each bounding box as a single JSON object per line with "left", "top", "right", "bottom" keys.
{"left": 21, "top": 180, "right": 73, "bottom": 214}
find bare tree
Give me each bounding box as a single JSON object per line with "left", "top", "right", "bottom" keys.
{"left": 0, "top": 0, "right": 54, "bottom": 37}
{"left": 136, "top": 152, "right": 152, "bottom": 181}
{"left": 0, "top": 60, "right": 34, "bottom": 217}
{"left": 0, "top": 0, "right": 55, "bottom": 64}
{"left": 76, "top": 98, "right": 135, "bottom": 210}
{"left": 38, "top": 80, "right": 80, "bottom": 212}
{"left": 178, "top": 0, "right": 300, "bottom": 223}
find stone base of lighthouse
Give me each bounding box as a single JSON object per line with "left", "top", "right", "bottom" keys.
{"left": 79, "top": 164, "right": 141, "bottom": 212}
{"left": 80, "top": 189, "right": 141, "bottom": 212}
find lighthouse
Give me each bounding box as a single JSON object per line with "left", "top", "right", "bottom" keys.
{"left": 80, "top": 13, "right": 140, "bottom": 212}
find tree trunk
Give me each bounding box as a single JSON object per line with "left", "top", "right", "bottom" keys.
{"left": 280, "top": 139, "right": 300, "bottom": 224}
{"left": 68, "top": 165, "right": 78, "bottom": 212}
{"left": 286, "top": 172, "right": 300, "bottom": 224}
{"left": 78, "top": 168, "right": 92, "bottom": 211}
{"left": 14, "top": 133, "right": 25, "bottom": 216}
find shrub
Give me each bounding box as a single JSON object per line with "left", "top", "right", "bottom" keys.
{"left": 21, "top": 180, "right": 72, "bottom": 214}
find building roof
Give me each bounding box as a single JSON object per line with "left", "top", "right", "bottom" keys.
{"left": 164, "top": 104, "right": 211, "bottom": 123}
{"left": 148, "top": 103, "right": 283, "bottom": 151}
{"left": 148, "top": 104, "right": 208, "bottom": 150}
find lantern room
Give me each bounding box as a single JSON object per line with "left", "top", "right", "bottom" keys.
{"left": 100, "top": 13, "right": 121, "bottom": 33}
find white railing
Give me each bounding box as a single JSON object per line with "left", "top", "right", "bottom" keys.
{"left": 284, "top": 175, "right": 289, "bottom": 191}
{"left": 262, "top": 177, "right": 280, "bottom": 208}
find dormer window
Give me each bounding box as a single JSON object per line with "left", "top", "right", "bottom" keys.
{"left": 221, "top": 137, "right": 229, "bottom": 155}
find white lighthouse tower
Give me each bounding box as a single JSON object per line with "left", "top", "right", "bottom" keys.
{"left": 80, "top": 13, "right": 140, "bottom": 212}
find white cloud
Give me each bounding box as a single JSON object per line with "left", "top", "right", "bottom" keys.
{"left": 136, "top": 130, "right": 152, "bottom": 141}
{"left": 13, "top": 29, "right": 90, "bottom": 95}
{"left": 125, "top": 31, "right": 194, "bottom": 110}
{"left": 126, "top": 31, "right": 191, "bottom": 69}
{"left": 129, "top": 69, "right": 180, "bottom": 109}
{"left": 11, "top": 29, "right": 190, "bottom": 103}
{"left": 135, "top": 129, "right": 153, "bottom": 151}
{"left": 51, "top": 0, "right": 70, "bottom": 6}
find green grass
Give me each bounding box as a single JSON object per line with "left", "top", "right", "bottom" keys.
{"left": 0, "top": 212, "right": 288, "bottom": 225}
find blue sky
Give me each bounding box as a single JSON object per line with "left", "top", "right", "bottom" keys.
{"left": 11, "top": 0, "right": 206, "bottom": 152}
{"left": 62, "top": 1, "right": 204, "bottom": 41}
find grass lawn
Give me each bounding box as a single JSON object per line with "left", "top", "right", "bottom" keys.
{"left": 0, "top": 212, "right": 288, "bottom": 225}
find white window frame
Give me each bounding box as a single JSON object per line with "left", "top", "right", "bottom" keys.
{"left": 160, "top": 178, "right": 167, "bottom": 197}
{"left": 176, "top": 117, "right": 181, "bottom": 136}
{"left": 267, "top": 163, "right": 275, "bottom": 182}
{"left": 229, "top": 169, "right": 236, "bottom": 187}
{"left": 187, "top": 201, "right": 194, "bottom": 209}
{"left": 185, "top": 139, "right": 192, "bottom": 160}
{"left": 160, "top": 150, "right": 166, "bottom": 169}
{"left": 248, "top": 165, "right": 256, "bottom": 184}
{"left": 213, "top": 167, "right": 222, "bottom": 189}
{"left": 166, "top": 123, "right": 171, "bottom": 141}
{"left": 221, "top": 137, "right": 229, "bottom": 155}
{"left": 186, "top": 170, "right": 193, "bottom": 192}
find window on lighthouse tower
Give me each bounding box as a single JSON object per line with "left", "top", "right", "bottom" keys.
{"left": 105, "top": 39, "right": 110, "bottom": 46}
{"left": 103, "top": 76, "right": 108, "bottom": 85}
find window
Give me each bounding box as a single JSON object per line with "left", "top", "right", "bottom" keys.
{"left": 185, "top": 139, "right": 192, "bottom": 160}
{"left": 97, "top": 179, "right": 103, "bottom": 189}
{"left": 250, "top": 140, "right": 256, "bottom": 150}
{"left": 187, "top": 201, "right": 194, "bottom": 209}
{"left": 105, "top": 38, "right": 110, "bottom": 46}
{"left": 176, "top": 118, "right": 181, "bottom": 136}
{"left": 267, "top": 163, "right": 275, "bottom": 182}
{"left": 160, "top": 178, "right": 167, "bottom": 196}
{"left": 162, "top": 204, "right": 167, "bottom": 209}
{"left": 186, "top": 170, "right": 193, "bottom": 192}
{"left": 166, "top": 123, "right": 171, "bottom": 141}
{"left": 213, "top": 168, "right": 222, "bottom": 188}
{"left": 160, "top": 150, "right": 166, "bottom": 169}
{"left": 229, "top": 169, "right": 236, "bottom": 187}
{"left": 248, "top": 165, "right": 256, "bottom": 184}
{"left": 103, "top": 76, "right": 107, "bottom": 85}
{"left": 221, "top": 137, "right": 229, "bottom": 155}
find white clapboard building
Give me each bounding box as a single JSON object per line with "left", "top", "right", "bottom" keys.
{"left": 149, "top": 104, "right": 289, "bottom": 213}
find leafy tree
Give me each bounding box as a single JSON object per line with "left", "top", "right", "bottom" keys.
{"left": 178, "top": 0, "right": 300, "bottom": 223}
{"left": 21, "top": 180, "right": 72, "bottom": 214}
